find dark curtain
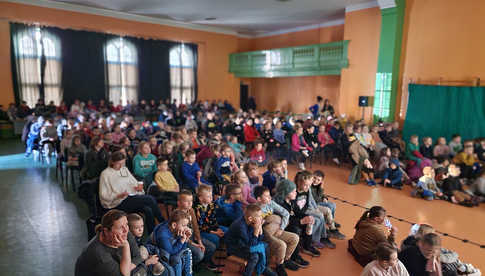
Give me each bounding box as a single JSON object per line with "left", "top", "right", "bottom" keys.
{"left": 48, "top": 27, "right": 108, "bottom": 105}
{"left": 186, "top": 43, "right": 198, "bottom": 103}
{"left": 403, "top": 84, "right": 485, "bottom": 142}
{"left": 9, "top": 23, "right": 26, "bottom": 105}
{"left": 129, "top": 37, "right": 175, "bottom": 102}
{"left": 10, "top": 22, "right": 199, "bottom": 106}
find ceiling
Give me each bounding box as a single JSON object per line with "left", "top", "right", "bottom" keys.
{"left": 44, "top": 0, "right": 375, "bottom": 36}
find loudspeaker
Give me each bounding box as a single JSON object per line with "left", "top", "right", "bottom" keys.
{"left": 358, "top": 96, "right": 369, "bottom": 107}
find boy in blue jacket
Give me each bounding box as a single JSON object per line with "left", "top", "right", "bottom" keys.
{"left": 225, "top": 204, "right": 277, "bottom": 276}
{"left": 215, "top": 144, "right": 233, "bottom": 184}
{"left": 151, "top": 210, "right": 193, "bottom": 276}
{"left": 382, "top": 158, "right": 404, "bottom": 189}
{"left": 215, "top": 184, "right": 244, "bottom": 227}
{"left": 182, "top": 150, "right": 208, "bottom": 192}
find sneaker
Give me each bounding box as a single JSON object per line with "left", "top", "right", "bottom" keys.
{"left": 284, "top": 260, "right": 300, "bottom": 271}
{"left": 292, "top": 254, "right": 309, "bottom": 268}
{"left": 312, "top": 241, "right": 325, "bottom": 249}
{"left": 329, "top": 229, "right": 346, "bottom": 240}
{"left": 206, "top": 261, "right": 223, "bottom": 271}
{"left": 275, "top": 264, "right": 288, "bottom": 276}
{"left": 263, "top": 267, "right": 278, "bottom": 276}
{"left": 334, "top": 221, "right": 341, "bottom": 228}
{"left": 298, "top": 163, "right": 306, "bottom": 170}
{"left": 321, "top": 237, "right": 336, "bottom": 249}
{"left": 332, "top": 158, "right": 340, "bottom": 165}
{"left": 301, "top": 246, "right": 321, "bottom": 257}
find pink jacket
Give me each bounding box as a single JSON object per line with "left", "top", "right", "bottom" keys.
{"left": 241, "top": 182, "right": 256, "bottom": 207}
{"left": 292, "top": 133, "right": 312, "bottom": 152}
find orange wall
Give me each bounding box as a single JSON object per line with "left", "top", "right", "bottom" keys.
{"left": 246, "top": 25, "right": 345, "bottom": 113}
{"left": 0, "top": 2, "right": 241, "bottom": 108}
{"left": 398, "top": 0, "right": 485, "bottom": 120}
{"left": 339, "top": 7, "right": 381, "bottom": 122}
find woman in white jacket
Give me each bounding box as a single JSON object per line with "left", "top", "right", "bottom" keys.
{"left": 99, "top": 151, "right": 164, "bottom": 234}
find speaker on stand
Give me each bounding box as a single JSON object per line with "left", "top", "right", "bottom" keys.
{"left": 359, "top": 96, "right": 369, "bottom": 121}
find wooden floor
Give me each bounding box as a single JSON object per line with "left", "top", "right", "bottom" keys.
{"left": 221, "top": 162, "right": 485, "bottom": 275}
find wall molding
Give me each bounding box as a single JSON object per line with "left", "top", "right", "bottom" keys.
{"left": 253, "top": 19, "right": 345, "bottom": 38}
{"left": 345, "top": 1, "right": 379, "bottom": 13}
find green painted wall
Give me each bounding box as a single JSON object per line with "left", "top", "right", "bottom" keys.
{"left": 373, "top": 0, "right": 405, "bottom": 122}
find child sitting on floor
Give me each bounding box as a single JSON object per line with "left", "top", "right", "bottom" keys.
{"left": 442, "top": 164, "right": 479, "bottom": 206}
{"left": 215, "top": 184, "right": 244, "bottom": 227}
{"left": 419, "top": 137, "right": 434, "bottom": 160}
{"left": 433, "top": 137, "right": 451, "bottom": 159}
{"left": 311, "top": 170, "right": 345, "bottom": 239}
{"left": 127, "top": 213, "right": 165, "bottom": 275}
{"left": 449, "top": 134, "right": 463, "bottom": 157}
{"left": 254, "top": 186, "right": 302, "bottom": 275}
{"left": 348, "top": 134, "right": 376, "bottom": 186}
{"left": 382, "top": 158, "right": 404, "bottom": 189}
{"left": 412, "top": 166, "right": 444, "bottom": 200}
{"left": 225, "top": 204, "right": 277, "bottom": 276}
{"left": 453, "top": 144, "right": 482, "bottom": 179}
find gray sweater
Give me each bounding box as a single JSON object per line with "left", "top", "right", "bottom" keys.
{"left": 259, "top": 200, "right": 290, "bottom": 230}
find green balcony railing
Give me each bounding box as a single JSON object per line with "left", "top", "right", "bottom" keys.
{"left": 229, "top": 40, "right": 349, "bottom": 78}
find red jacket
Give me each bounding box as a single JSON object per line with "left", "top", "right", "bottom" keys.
{"left": 244, "top": 125, "right": 260, "bottom": 143}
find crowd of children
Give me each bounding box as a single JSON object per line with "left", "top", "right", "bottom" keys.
{"left": 16, "top": 96, "right": 484, "bottom": 275}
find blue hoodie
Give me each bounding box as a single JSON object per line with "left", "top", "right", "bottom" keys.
{"left": 383, "top": 158, "right": 403, "bottom": 186}
{"left": 215, "top": 196, "right": 243, "bottom": 227}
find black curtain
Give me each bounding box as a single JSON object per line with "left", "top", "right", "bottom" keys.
{"left": 49, "top": 27, "right": 108, "bottom": 105}
{"left": 186, "top": 43, "right": 198, "bottom": 103}
{"left": 129, "top": 37, "right": 175, "bottom": 102}
{"left": 10, "top": 22, "right": 199, "bottom": 106}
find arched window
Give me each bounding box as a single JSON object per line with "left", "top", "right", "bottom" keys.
{"left": 15, "top": 27, "right": 62, "bottom": 107}
{"left": 105, "top": 38, "right": 138, "bottom": 106}
{"left": 170, "top": 44, "right": 195, "bottom": 105}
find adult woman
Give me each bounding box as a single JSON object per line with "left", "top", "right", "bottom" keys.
{"left": 99, "top": 151, "right": 164, "bottom": 234}
{"left": 361, "top": 242, "right": 409, "bottom": 276}
{"left": 82, "top": 136, "right": 109, "bottom": 181}
{"left": 75, "top": 209, "right": 145, "bottom": 276}
{"left": 348, "top": 206, "right": 397, "bottom": 267}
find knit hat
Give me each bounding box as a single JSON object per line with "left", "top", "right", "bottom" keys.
{"left": 274, "top": 179, "right": 296, "bottom": 202}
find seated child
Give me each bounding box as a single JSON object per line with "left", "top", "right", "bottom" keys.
{"left": 215, "top": 184, "right": 244, "bottom": 227}
{"left": 442, "top": 164, "right": 479, "bottom": 206}
{"left": 174, "top": 190, "right": 211, "bottom": 268}
{"left": 406, "top": 135, "right": 432, "bottom": 181}
{"left": 232, "top": 170, "right": 257, "bottom": 207}
{"left": 317, "top": 124, "right": 340, "bottom": 165}
{"left": 375, "top": 147, "right": 391, "bottom": 178}
{"left": 311, "top": 170, "right": 345, "bottom": 239}
{"left": 401, "top": 224, "right": 481, "bottom": 276}
{"left": 244, "top": 160, "right": 261, "bottom": 190}
{"left": 448, "top": 134, "right": 463, "bottom": 157}
{"left": 453, "top": 145, "right": 482, "bottom": 179}
{"left": 181, "top": 150, "right": 208, "bottom": 192}
{"left": 254, "top": 186, "right": 303, "bottom": 274}
{"left": 274, "top": 179, "right": 320, "bottom": 257}
{"left": 399, "top": 233, "right": 442, "bottom": 276}
{"left": 419, "top": 137, "right": 434, "bottom": 159}
{"left": 262, "top": 160, "right": 285, "bottom": 195}
{"left": 250, "top": 140, "right": 267, "bottom": 166}
{"left": 215, "top": 144, "right": 234, "bottom": 187}
{"left": 291, "top": 125, "right": 312, "bottom": 170}
{"left": 133, "top": 141, "right": 158, "bottom": 186}
{"left": 194, "top": 185, "right": 227, "bottom": 271}
{"left": 294, "top": 171, "right": 335, "bottom": 249}
{"left": 151, "top": 210, "right": 193, "bottom": 276}
{"left": 225, "top": 204, "right": 277, "bottom": 276}
{"left": 278, "top": 158, "right": 289, "bottom": 180}
{"left": 412, "top": 166, "right": 444, "bottom": 200}
{"left": 228, "top": 135, "right": 246, "bottom": 162}
{"left": 361, "top": 242, "right": 409, "bottom": 276}
{"left": 382, "top": 158, "right": 404, "bottom": 189}
{"left": 475, "top": 138, "right": 485, "bottom": 162}
{"left": 151, "top": 156, "right": 180, "bottom": 209}
{"left": 348, "top": 134, "right": 376, "bottom": 186}
{"left": 127, "top": 213, "right": 165, "bottom": 275}
{"left": 433, "top": 137, "right": 451, "bottom": 158}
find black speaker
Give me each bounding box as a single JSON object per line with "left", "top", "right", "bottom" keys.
{"left": 358, "top": 96, "right": 369, "bottom": 107}
{"left": 240, "top": 84, "right": 249, "bottom": 111}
